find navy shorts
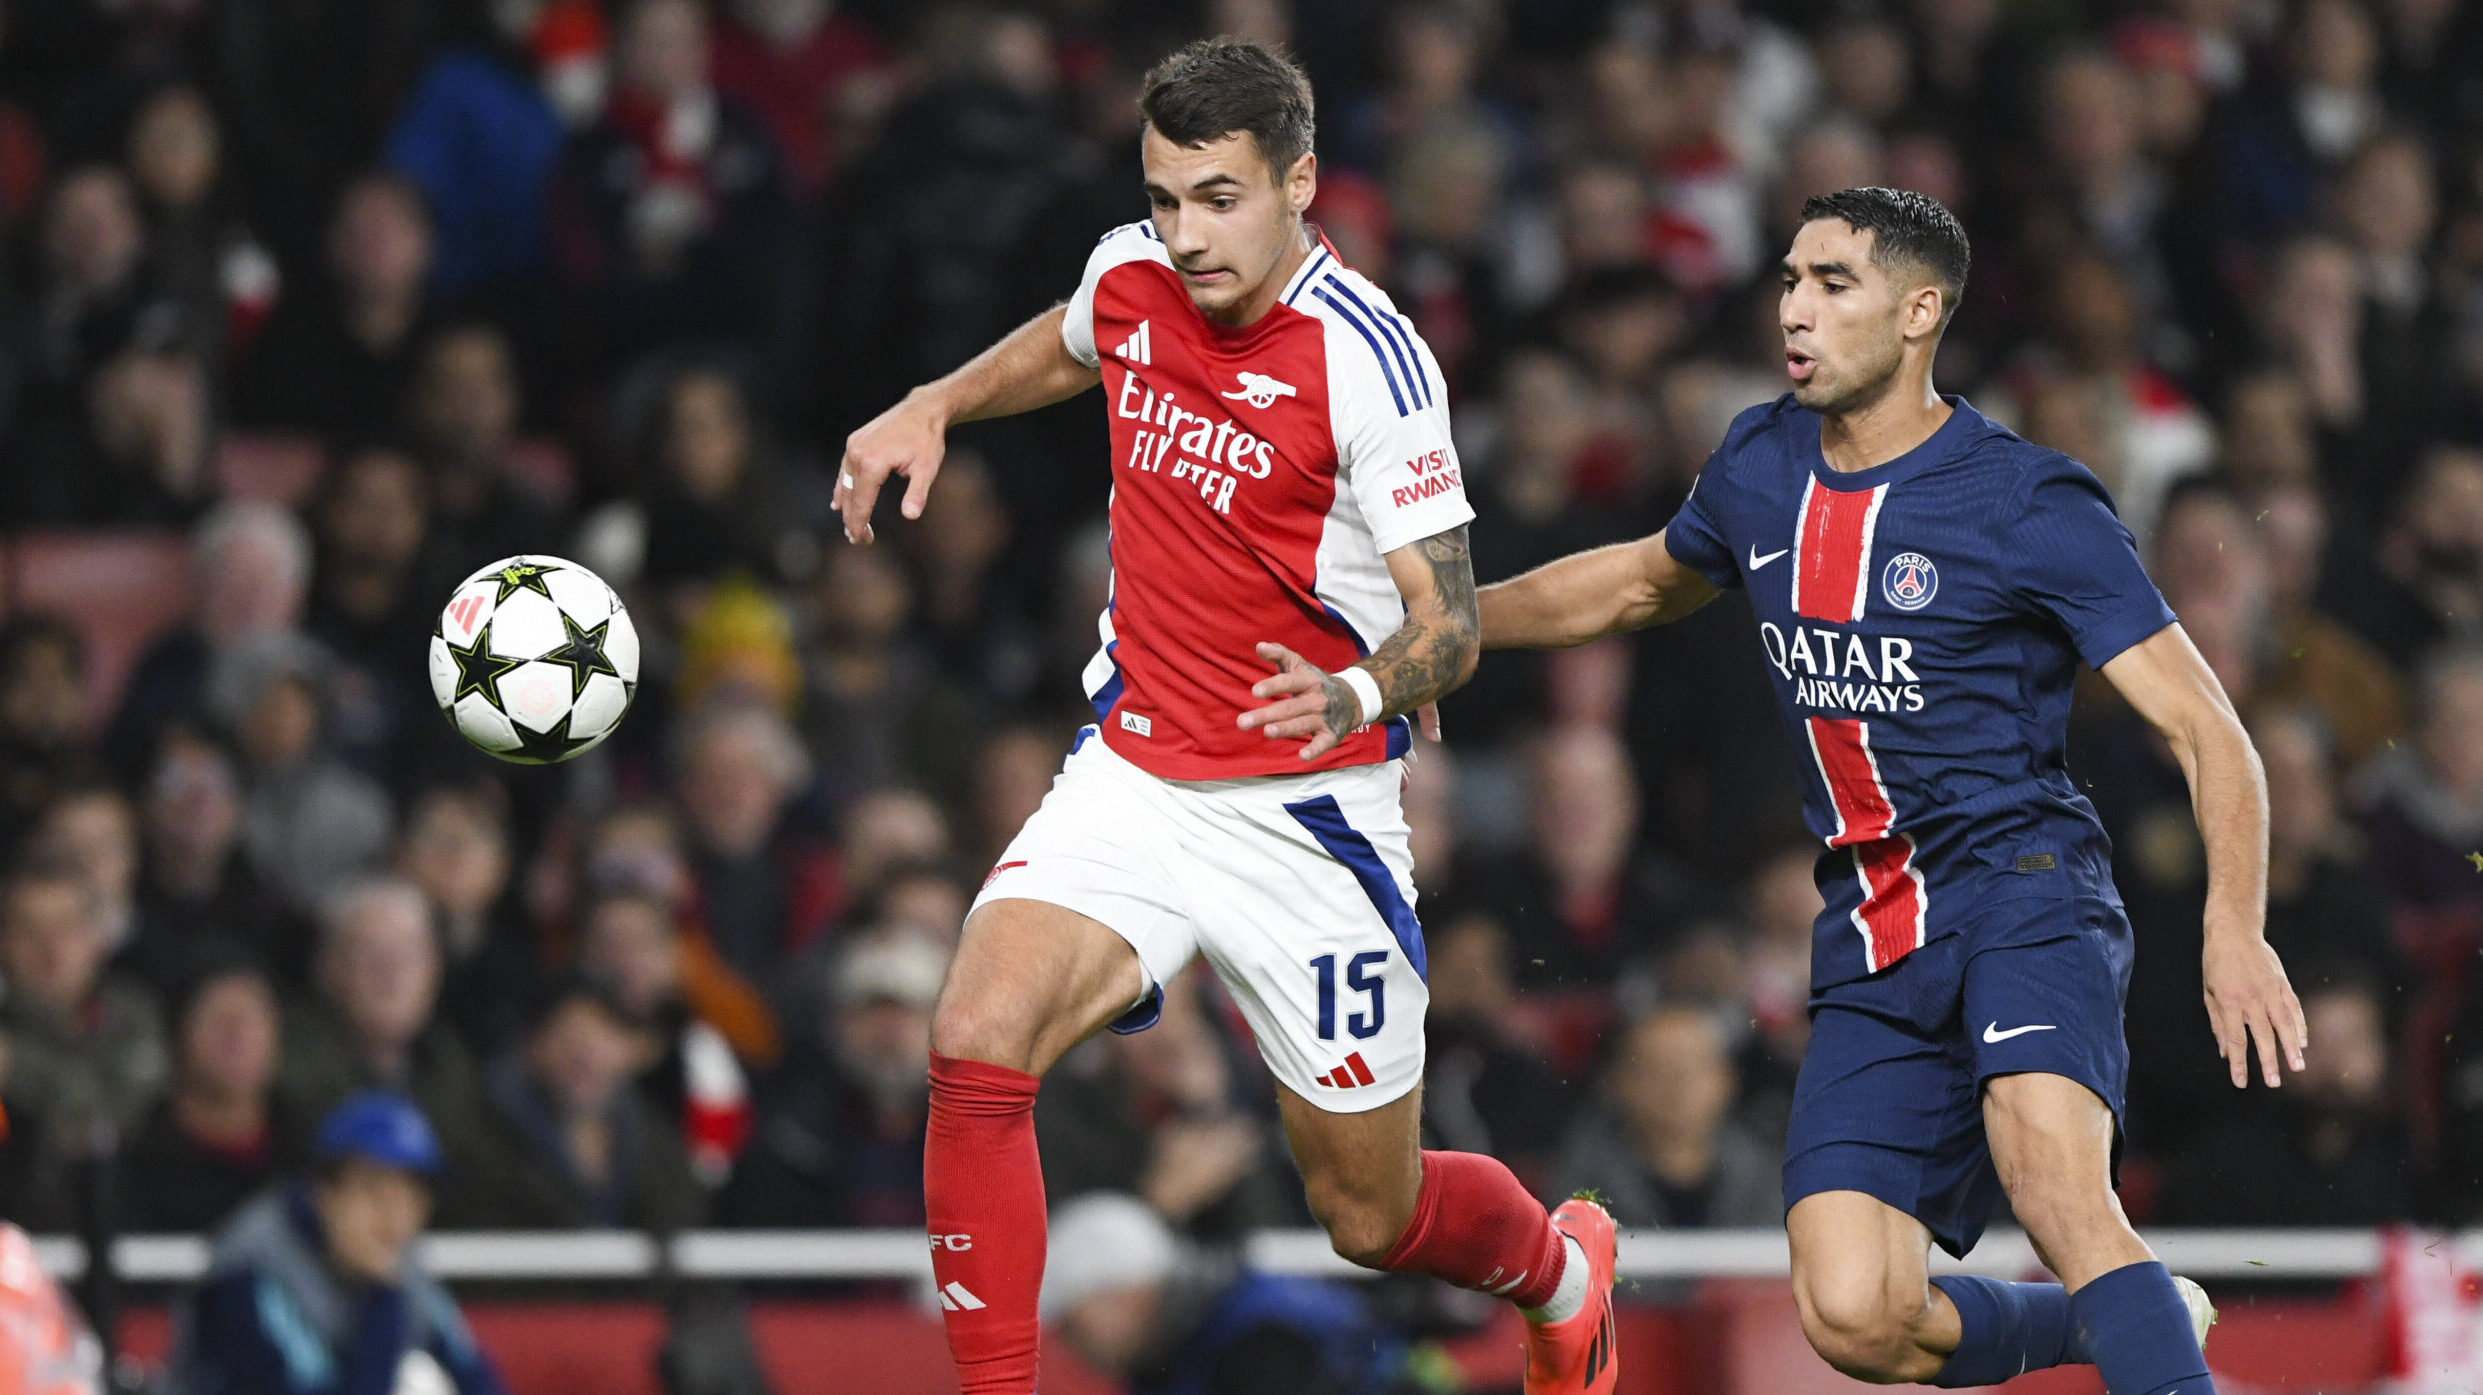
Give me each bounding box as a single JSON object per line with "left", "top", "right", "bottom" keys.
{"left": 1781, "top": 895, "right": 2135, "bottom": 1258}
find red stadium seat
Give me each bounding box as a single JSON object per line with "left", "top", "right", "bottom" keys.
{"left": 2, "top": 532, "right": 193, "bottom": 717}
{"left": 213, "top": 433, "right": 327, "bottom": 508}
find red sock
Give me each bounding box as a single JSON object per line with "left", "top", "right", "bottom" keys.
{"left": 1377, "top": 1150, "right": 1568, "bottom": 1309}
{"left": 925, "top": 1052, "right": 1046, "bottom": 1395}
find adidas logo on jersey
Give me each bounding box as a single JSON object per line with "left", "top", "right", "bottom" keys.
{"left": 1113, "top": 321, "right": 1152, "bottom": 365}
{"left": 1314, "top": 1052, "right": 1376, "bottom": 1088}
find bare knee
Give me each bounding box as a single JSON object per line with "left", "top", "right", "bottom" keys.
{"left": 928, "top": 989, "right": 1042, "bottom": 1075}
{"left": 1302, "top": 1173, "right": 1412, "bottom": 1267}
{"left": 1794, "top": 1274, "right": 1939, "bottom": 1383}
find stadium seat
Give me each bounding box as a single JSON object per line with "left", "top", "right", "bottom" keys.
{"left": 3, "top": 532, "right": 193, "bottom": 716}
{"left": 212, "top": 433, "right": 327, "bottom": 508}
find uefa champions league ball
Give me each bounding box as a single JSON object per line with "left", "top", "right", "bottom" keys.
{"left": 429, "top": 555, "right": 640, "bottom": 764}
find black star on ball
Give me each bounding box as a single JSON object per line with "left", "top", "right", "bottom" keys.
{"left": 544, "top": 612, "right": 620, "bottom": 698}
{"left": 509, "top": 712, "right": 578, "bottom": 764}
{"left": 443, "top": 626, "right": 523, "bottom": 707}
{"left": 492, "top": 561, "right": 558, "bottom": 604}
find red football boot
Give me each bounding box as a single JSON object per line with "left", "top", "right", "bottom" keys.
{"left": 1523, "top": 1196, "right": 1619, "bottom": 1395}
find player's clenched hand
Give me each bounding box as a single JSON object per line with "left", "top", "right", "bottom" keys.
{"left": 835, "top": 392, "right": 949, "bottom": 545}
{"left": 2203, "top": 932, "right": 2309, "bottom": 1088}
{"left": 1237, "top": 642, "right": 1365, "bottom": 761}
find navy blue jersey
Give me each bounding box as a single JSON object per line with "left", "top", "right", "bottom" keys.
{"left": 1665, "top": 395, "right": 2174, "bottom": 989}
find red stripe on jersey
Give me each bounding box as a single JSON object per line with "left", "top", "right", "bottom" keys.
{"left": 1792, "top": 479, "right": 1889, "bottom": 624}
{"left": 1805, "top": 716, "right": 1926, "bottom": 970}
{"left": 1344, "top": 1052, "right": 1375, "bottom": 1086}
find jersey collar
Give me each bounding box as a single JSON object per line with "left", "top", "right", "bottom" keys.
{"left": 1802, "top": 394, "right": 1988, "bottom": 491}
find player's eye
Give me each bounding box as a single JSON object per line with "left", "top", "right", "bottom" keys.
{"left": 1210, "top": 197, "right": 1236, "bottom": 211}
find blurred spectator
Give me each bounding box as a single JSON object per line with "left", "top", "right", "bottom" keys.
{"left": 798, "top": 542, "right": 983, "bottom": 806}
{"left": 676, "top": 700, "right": 832, "bottom": 987}
{"left": 1419, "top": 912, "right": 1572, "bottom": 1191}
{"left": 2360, "top": 446, "right": 2483, "bottom": 668}
{"left": 1552, "top": 1005, "right": 1780, "bottom": 1228}
{"left": 1466, "top": 725, "right": 1679, "bottom": 987}
{"left": 2251, "top": 481, "right": 2405, "bottom": 769}
{"left": 276, "top": 878, "right": 492, "bottom": 1188}
{"left": 708, "top": 0, "right": 893, "bottom": 193}
{"left": 398, "top": 781, "right": 535, "bottom": 1053}
{"left": 25, "top": 787, "right": 139, "bottom": 955}
{"left": 0, "top": 860, "right": 167, "bottom": 1198}
{"left": 578, "top": 802, "right": 783, "bottom": 1066}
{"left": 127, "top": 83, "right": 276, "bottom": 361}
{"left": 213, "top": 634, "right": 395, "bottom": 913}
{"left": 236, "top": 172, "right": 437, "bottom": 439}
{"left": 467, "top": 975, "right": 705, "bottom": 1231}
{"left": 970, "top": 724, "right": 1064, "bottom": 870}
{"left": 385, "top": 7, "right": 570, "bottom": 296}
{"left": 574, "top": 886, "right": 758, "bottom": 1184}
{"left": 169, "top": 1091, "right": 505, "bottom": 1395}
{"left": 1737, "top": 840, "right": 1821, "bottom": 1143}
{"left": 1040, "top": 1192, "right": 1413, "bottom": 1395}
{"left": 2212, "top": 0, "right": 2385, "bottom": 245}
{"left": 550, "top": 0, "right": 790, "bottom": 370}
{"left": 0, "top": 619, "right": 91, "bottom": 850}
{"left": 2253, "top": 708, "right": 2399, "bottom": 989}
{"left": 121, "top": 962, "right": 300, "bottom": 1232}
{"left": 1034, "top": 967, "right": 1299, "bottom": 1241}
{"left": 727, "top": 926, "right": 943, "bottom": 1226}
{"left": 305, "top": 445, "right": 448, "bottom": 781}
{"left": 631, "top": 359, "right": 811, "bottom": 593}
{"left": 2333, "top": 129, "right": 2459, "bottom": 492}
{"left": 2162, "top": 967, "right": 2413, "bottom": 1224}
{"left": 405, "top": 321, "right": 565, "bottom": 576}
{"left": 123, "top": 729, "right": 302, "bottom": 997}
{"left": 107, "top": 501, "right": 312, "bottom": 780}
{"left": 2357, "top": 645, "right": 2483, "bottom": 914}
{"left": 906, "top": 451, "right": 1042, "bottom": 707}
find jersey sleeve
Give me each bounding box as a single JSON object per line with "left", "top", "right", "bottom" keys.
{"left": 1061, "top": 222, "right": 1165, "bottom": 368}
{"left": 2006, "top": 453, "right": 2177, "bottom": 669}
{"left": 1328, "top": 299, "right": 1474, "bottom": 555}
{"left": 1662, "top": 402, "right": 1774, "bottom": 589}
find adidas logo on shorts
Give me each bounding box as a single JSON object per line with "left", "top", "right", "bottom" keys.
{"left": 1314, "top": 1053, "right": 1376, "bottom": 1088}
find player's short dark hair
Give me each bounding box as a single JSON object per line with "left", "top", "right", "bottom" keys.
{"left": 1138, "top": 37, "right": 1317, "bottom": 178}
{"left": 1798, "top": 187, "right": 1971, "bottom": 329}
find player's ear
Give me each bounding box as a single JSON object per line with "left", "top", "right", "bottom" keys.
{"left": 1904, "top": 282, "right": 1945, "bottom": 343}
{"left": 1285, "top": 151, "right": 1317, "bottom": 218}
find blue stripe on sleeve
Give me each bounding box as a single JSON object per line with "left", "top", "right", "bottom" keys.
{"left": 1311, "top": 285, "right": 1411, "bottom": 417}
{"left": 1323, "top": 277, "right": 1429, "bottom": 409}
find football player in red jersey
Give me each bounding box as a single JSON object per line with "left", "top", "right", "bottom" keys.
{"left": 836, "top": 37, "right": 1617, "bottom": 1395}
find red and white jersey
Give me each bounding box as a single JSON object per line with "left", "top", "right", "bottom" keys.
{"left": 1063, "top": 221, "right": 1473, "bottom": 780}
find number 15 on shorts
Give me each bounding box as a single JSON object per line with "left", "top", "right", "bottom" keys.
{"left": 1312, "top": 951, "right": 1387, "bottom": 1039}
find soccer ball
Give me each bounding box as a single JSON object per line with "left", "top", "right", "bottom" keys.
{"left": 429, "top": 555, "right": 640, "bottom": 764}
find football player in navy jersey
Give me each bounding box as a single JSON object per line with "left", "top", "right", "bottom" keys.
{"left": 1476, "top": 188, "right": 2304, "bottom": 1395}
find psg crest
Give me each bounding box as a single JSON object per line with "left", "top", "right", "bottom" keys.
{"left": 1882, "top": 552, "right": 1938, "bottom": 611}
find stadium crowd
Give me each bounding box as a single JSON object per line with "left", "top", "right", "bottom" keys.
{"left": 0, "top": 0, "right": 2475, "bottom": 1270}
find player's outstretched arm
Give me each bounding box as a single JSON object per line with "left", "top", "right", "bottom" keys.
{"left": 2100, "top": 623, "right": 2308, "bottom": 1089}
{"left": 833, "top": 303, "right": 1102, "bottom": 544}
{"left": 1237, "top": 524, "right": 1478, "bottom": 761}
{"left": 1476, "top": 529, "right": 1719, "bottom": 650}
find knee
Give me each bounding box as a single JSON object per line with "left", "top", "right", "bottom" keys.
{"left": 928, "top": 990, "right": 1039, "bottom": 1075}
{"left": 1303, "top": 1175, "right": 1412, "bottom": 1268}
{"left": 1794, "top": 1276, "right": 1934, "bottom": 1383}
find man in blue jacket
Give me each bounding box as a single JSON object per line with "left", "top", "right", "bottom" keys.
{"left": 170, "top": 1090, "right": 505, "bottom": 1395}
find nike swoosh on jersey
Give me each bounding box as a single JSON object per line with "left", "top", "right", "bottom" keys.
{"left": 1982, "top": 1022, "right": 2058, "bottom": 1043}
{"left": 1748, "top": 545, "right": 1790, "bottom": 570}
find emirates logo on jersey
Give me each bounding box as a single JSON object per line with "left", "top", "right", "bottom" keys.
{"left": 1222, "top": 371, "right": 1297, "bottom": 409}
{"left": 1115, "top": 372, "right": 1276, "bottom": 516}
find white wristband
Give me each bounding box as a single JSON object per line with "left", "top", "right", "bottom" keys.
{"left": 1338, "top": 666, "right": 1383, "bottom": 729}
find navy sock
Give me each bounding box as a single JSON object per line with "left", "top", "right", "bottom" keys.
{"left": 1929, "top": 1276, "right": 2078, "bottom": 1387}
{"left": 2070, "top": 1262, "right": 2214, "bottom": 1395}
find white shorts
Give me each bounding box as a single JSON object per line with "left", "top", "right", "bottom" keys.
{"left": 972, "top": 728, "right": 1429, "bottom": 1112}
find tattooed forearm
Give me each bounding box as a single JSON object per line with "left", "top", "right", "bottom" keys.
{"left": 1355, "top": 526, "right": 1480, "bottom": 722}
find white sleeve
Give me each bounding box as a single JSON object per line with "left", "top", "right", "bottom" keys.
{"left": 1061, "top": 221, "right": 1164, "bottom": 368}
{"left": 1330, "top": 306, "right": 1474, "bottom": 555}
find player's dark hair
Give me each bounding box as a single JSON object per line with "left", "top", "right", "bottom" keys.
{"left": 1799, "top": 187, "right": 1971, "bottom": 329}
{"left": 1139, "top": 37, "right": 1317, "bottom": 179}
